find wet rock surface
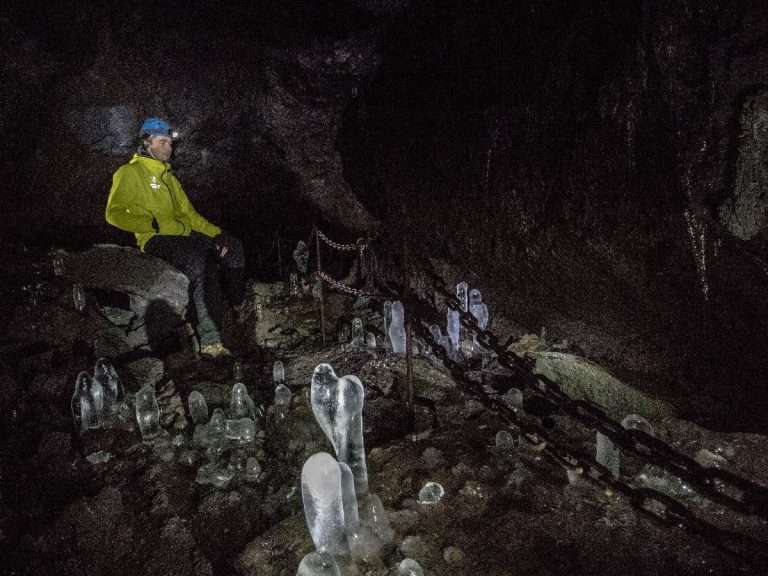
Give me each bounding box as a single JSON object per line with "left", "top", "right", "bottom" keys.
{"left": 1, "top": 245, "right": 767, "bottom": 576}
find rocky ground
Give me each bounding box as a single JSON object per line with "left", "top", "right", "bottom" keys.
{"left": 1, "top": 244, "right": 767, "bottom": 576}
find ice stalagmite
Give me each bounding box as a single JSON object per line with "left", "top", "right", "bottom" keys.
{"left": 456, "top": 281, "right": 469, "bottom": 312}
{"left": 310, "top": 364, "right": 369, "bottom": 496}
{"left": 273, "top": 360, "right": 285, "bottom": 385}
{"left": 135, "top": 383, "right": 160, "bottom": 440}
{"left": 188, "top": 390, "right": 209, "bottom": 424}
{"left": 388, "top": 300, "right": 406, "bottom": 354}
{"left": 71, "top": 371, "right": 104, "bottom": 432}
{"left": 230, "top": 382, "right": 256, "bottom": 420}
{"left": 296, "top": 551, "right": 341, "bottom": 576}
{"left": 301, "top": 452, "right": 350, "bottom": 556}
{"left": 447, "top": 309, "right": 460, "bottom": 352}
{"left": 93, "top": 357, "right": 123, "bottom": 414}
{"left": 351, "top": 318, "right": 365, "bottom": 348}
{"left": 274, "top": 383, "right": 293, "bottom": 421}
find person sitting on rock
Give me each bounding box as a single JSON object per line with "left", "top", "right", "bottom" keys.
{"left": 105, "top": 117, "right": 245, "bottom": 358}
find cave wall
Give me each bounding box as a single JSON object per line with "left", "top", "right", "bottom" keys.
{"left": 340, "top": 0, "right": 768, "bottom": 430}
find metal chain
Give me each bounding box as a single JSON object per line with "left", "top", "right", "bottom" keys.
{"left": 314, "top": 270, "right": 383, "bottom": 298}
{"left": 415, "top": 271, "right": 768, "bottom": 520}
{"left": 405, "top": 297, "right": 768, "bottom": 566}
{"left": 316, "top": 229, "right": 367, "bottom": 253}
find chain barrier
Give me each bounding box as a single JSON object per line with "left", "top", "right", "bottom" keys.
{"left": 405, "top": 294, "right": 768, "bottom": 566}
{"left": 316, "top": 229, "right": 367, "bottom": 253}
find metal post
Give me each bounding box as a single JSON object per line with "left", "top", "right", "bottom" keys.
{"left": 314, "top": 228, "right": 327, "bottom": 344}
{"left": 403, "top": 237, "right": 415, "bottom": 432}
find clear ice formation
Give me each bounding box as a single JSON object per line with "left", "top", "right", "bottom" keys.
{"left": 71, "top": 371, "right": 104, "bottom": 432}
{"left": 296, "top": 551, "right": 341, "bottom": 576}
{"left": 365, "top": 332, "right": 376, "bottom": 348}
{"left": 383, "top": 301, "right": 392, "bottom": 343}
{"left": 310, "top": 364, "right": 369, "bottom": 495}
{"left": 469, "top": 288, "right": 489, "bottom": 330}
{"left": 495, "top": 430, "right": 517, "bottom": 451}
{"left": 398, "top": 558, "right": 425, "bottom": 576}
{"left": 93, "top": 357, "right": 123, "bottom": 414}
{"left": 446, "top": 309, "right": 461, "bottom": 352}
{"left": 225, "top": 418, "right": 256, "bottom": 443}
{"left": 230, "top": 382, "right": 256, "bottom": 420}
{"left": 290, "top": 272, "right": 300, "bottom": 296}
{"left": 188, "top": 390, "right": 209, "bottom": 424}
{"left": 621, "top": 414, "right": 655, "bottom": 437}
{"left": 358, "top": 492, "right": 393, "bottom": 544}
{"left": 417, "top": 481, "right": 445, "bottom": 504}
{"left": 301, "top": 452, "right": 350, "bottom": 556}
{"left": 135, "top": 383, "right": 161, "bottom": 440}
{"left": 388, "top": 300, "right": 406, "bottom": 354}
{"left": 429, "top": 324, "right": 453, "bottom": 357}
{"left": 596, "top": 431, "right": 620, "bottom": 478}
{"left": 456, "top": 281, "right": 469, "bottom": 312}
{"left": 273, "top": 360, "right": 285, "bottom": 385}
{"left": 635, "top": 464, "right": 695, "bottom": 500}
{"left": 351, "top": 317, "right": 365, "bottom": 348}
{"left": 72, "top": 283, "right": 86, "bottom": 312}
{"left": 274, "top": 383, "right": 293, "bottom": 421}
{"left": 293, "top": 240, "right": 310, "bottom": 274}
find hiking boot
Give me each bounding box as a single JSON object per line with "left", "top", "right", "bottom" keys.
{"left": 200, "top": 342, "right": 232, "bottom": 358}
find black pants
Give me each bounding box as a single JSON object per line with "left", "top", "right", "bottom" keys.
{"left": 145, "top": 231, "right": 245, "bottom": 346}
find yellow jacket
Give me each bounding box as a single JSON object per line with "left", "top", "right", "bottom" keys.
{"left": 105, "top": 154, "right": 221, "bottom": 251}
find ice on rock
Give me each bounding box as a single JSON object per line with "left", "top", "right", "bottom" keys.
{"left": 188, "top": 391, "right": 209, "bottom": 424}
{"left": 621, "top": 413, "right": 655, "bottom": 437}
{"left": 225, "top": 418, "right": 256, "bottom": 443}
{"left": 301, "top": 452, "right": 350, "bottom": 556}
{"left": 230, "top": 382, "right": 256, "bottom": 420}
{"left": 93, "top": 357, "right": 123, "bottom": 414}
{"left": 417, "top": 481, "right": 445, "bottom": 504}
{"left": 456, "top": 281, "right": 469, "bottom": 313}
{"left": 388, "top": 300, "right": 406, "bottom": 354}
{"left": 495, "top": 430, "right": 518, "bottom": 451}
{"left": 196, "top": 462, "right": 235, "bottom": 489}
{"left": 296, "top": 551, "right": 341, "bottom": 576}
{"left": 135, "top": 383, "right": 160, "bottom": 441}
{"left": 469, "top": 288, "right": 489, "bottom": 352}
{"left": 273, "top": 360, "right": 285, "bottom": 385}
{"left": 596, "top": 432, "right": 620, "bottom": 479}
{"left": 429, "top": 324, "right": 453, "bottom": 357}
{"left": 274, "top": 383, "right": 293, "bottom": 421}
{"left": 398, "top": 558, "right": 425, "bottom": 576}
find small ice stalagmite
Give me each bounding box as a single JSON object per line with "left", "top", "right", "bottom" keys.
{"left": 417, "top": 481, "right": 445, "bottom": 504}
{"left": 456, "top": 281, "right": 469, "bottom": 312}
{"left": 351, "top": 317, "right": 365, "bottom": 349}
{"left": 274, "top": 383, "right": 293, "bottom": 421}
{"left": 301, "top": 452, "right": 350, "bottom": 556}
{"left": 469, "top": 288, "right": 489, "bottom": 353}
{"left": 273, "top": 360, "right": 285, "bottom": 385}
{"left": 93, "top": 357, "right": 123, "bottom": 414}
{"left": 365, "top": 332, "right": 376, "bottom": 348}
{"left": 382, "top": 301, "right": 393, "bottom": 345}
{"left": 296, "top": 551, "right": 341, "bottom": 576}
{"left": 72, "top": 283, "right": 86, "bottom": 312}
{"left": 135, "top": 383, "right": 160, "bottom": 440}
{"left": 398, "top": 558, "right": 425, "bottom": 576}
{"left": 621, "top": 414, "right": 654, "bottom": 437}
{"left": 71, "top": 371, "right": 104, "bottom": 432}
{"left": 446, "top": 309, "right": 460, "bottom": 353}
{"left": 225, "top": 418, "right": 256, "bottom": 443}
{"left": 388, "top": 300, "right": 406, "bottom": 354}
{"left": 230, "top": 382, "right": 256, "bottom": 420}
{"left": 188, "top": 391, "right": 209, "bottom": 424}
{"left": 310, "top": 364, "right": 369, "bottom": 496}
{"left": 293, "top": 240, "right": 310, "bottom": 274}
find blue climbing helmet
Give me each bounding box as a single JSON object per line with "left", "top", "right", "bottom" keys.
{"left": 139, "top": 117, "right": 172, "bottom": 138}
